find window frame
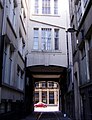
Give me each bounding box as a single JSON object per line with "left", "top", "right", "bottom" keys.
{"left": 33, "top": 28, "right": 39, "bottom": 50}
{"left": 41, "top": 28, "right": 51, "bottom": 50}
{"left": 42, "top": 0, "right": 51, "bottom": 14}
{"left": 54, "top": 29, "right": 59, "bottom": 50}
{"left": 54, "top": 0, "right": 58, "bottom": 14}
{"left": 34, "top": 0, "right": 39, "bottom": 14}
{"left": 49, "top": 91, "right": 54, "bottom": 104}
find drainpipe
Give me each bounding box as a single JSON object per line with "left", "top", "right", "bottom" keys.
{"left": 24, "top": 51, "right": 28, "bottom": 114}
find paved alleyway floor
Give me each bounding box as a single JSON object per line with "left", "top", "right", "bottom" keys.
{"left": 21, "top": 112, "right": 72, "bottom": 120}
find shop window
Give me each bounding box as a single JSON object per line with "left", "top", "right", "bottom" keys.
{"left": 35, "top": 92, "right": 39, "bottom": 103}
{"left": 42, "top": 91, "right": 47, "bottom": 103}
{"left": 49, "top": 91, "right": 54, "bottom": 104}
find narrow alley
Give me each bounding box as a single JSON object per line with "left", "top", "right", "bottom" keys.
{"left": 0, "top": 0, "right": 92, "bottom": 120}
{"left": 21, "top": 112, "right": 72, "bottom": 120}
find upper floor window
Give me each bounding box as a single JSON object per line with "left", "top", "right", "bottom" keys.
{"left": 76, "top": 0, "right": 90, "bottom": 26}
{"left": 83, "top": 0, "right": 89, "bottom": 8}
{"left": 19, "top": 30, "right": 25, "bottom": 58}
{"left": 35, "top": 82, "right": 39, "bottom": 88}
{"left": 80, "top": 45, "right": 87, "bottom": 84}
{"left": 88, "top": 35, "right": 92, "bottom": 81}
{"left": 54, "top": 29, "right": 59, "bottom": 50}
{"left": 42, "top": 0, "right": 51, "bottom": 14}
{"left": 34, "top": 0, "right": 58, "bottom": 15}
{"left": 54, "top": 0, "right": 58, "bottom": 14}
{"left": 34, "top": 0, "right": 39, "bottom": 14}
{"left": 41, "top": 82, "right": 47, "bottom": 88}
{"left": 48, "top": 81, "right": 54, "bottom": 88}
{"left": 33, "top": 28, "right": 39, "bottom": 50}
{"left": 88, "top": 35, "right": 92, "bottom": 50}
{"left": 17, "top": 65, "right": 24, "bottom": 90}
{"left": 76, "top": 1, "right": 82, "bottom": 25}
{"left": 8, "top": 0, "right": 17, "bottom": 31}
{"left": 41, "top": 28, "right": 51, "bottom": 50}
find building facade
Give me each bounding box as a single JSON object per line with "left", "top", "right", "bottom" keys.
{"left": 0, "top": 0, "right": 73, "bottom": 118}
{"left": 0, "top": 0, "right": 28, "bottom": 118}
{"left": 34, "top": 81, "right": 59, "bottom": 106}
{"left": 25, "top": 0, "right": 71, "bottom": 113}
{"left": 27, "top": 0, "right": 71, "bottom": 67}
{"left": 68, "top": 0, "right": 92, "bottom": 120}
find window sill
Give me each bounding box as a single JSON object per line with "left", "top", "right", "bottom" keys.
{"left": 32, "top": 14, "right": 60, "bottom": 17}
{"left": 31, "top": 49, "right": 62, "bottom": 53}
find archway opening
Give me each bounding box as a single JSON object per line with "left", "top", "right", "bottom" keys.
{"left": 34, "top": 81, "right": 59, "bottom": 112}
{"left": 25, "top": 65, "right": 67, "bottom": 114}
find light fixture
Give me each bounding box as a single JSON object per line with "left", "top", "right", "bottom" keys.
{"left": 66, "top": 27, "right": 78, "bottom": 33}
{"left": 77, "top": 39, "right": 78, "bottom": 44}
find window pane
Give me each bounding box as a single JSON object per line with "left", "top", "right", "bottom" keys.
{"left": 54, "top": 0, "right": 58, "bottom": 14}
{"left": 33, "top": 28, "right": 39, "bottom": 50}
{"left": 42, "top": 0, "right": 51, "bottom": 14}
{"left": 80, "top": 46, "right": 87, "bottom": 84}
{"left": 48, "top": 82, "right": 54, "bottom": 88}
{"left": 41, "top": 82, "right": 47, "bottom": 88}
{"left": 34, "top": 0, "right": 39, "bottom": 14}
{"left": 76, "top": 1, "right": 82, "bottom": 25}
{"left": 41, "top": 28, "right": 51, "bottom": 50}
{"left": 54, "top": 29, "right": 59, "bottom": 50}
{"left": 42, "top": 91, "right": 47, "bottom": 103}
{"left": 83, "top": 0, "right": 89, "bottom": 8}
{"left": 49, "top": 92, "right": 54, "bottom": 104}
{"left": 35, "top": 82, "right": 39, "bottom": 88}
{"left": 35, "top": 92, "right": 39, "bottom": 103}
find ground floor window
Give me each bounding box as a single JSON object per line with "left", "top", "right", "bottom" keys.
{"left": 35, "top": 92, "right": 39, "bottom": 104}
{"left": 34, "top": 81, "right": 59, "bottom": 105}
{"left": 49, "top": 91, "right": 54, "bottom": 104}
{"left": 42, "top": 91, "right": 47, "bottom": 103}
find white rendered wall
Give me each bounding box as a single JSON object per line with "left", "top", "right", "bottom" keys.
{"left": 27, "top": 0, "right": 71, "bottom": 68}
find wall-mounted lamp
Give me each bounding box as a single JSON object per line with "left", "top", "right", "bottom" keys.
{"left": 66, "top": 27, "right": 78, "bottom": 33}
{"left": 67, "top": 27, "right": 84, "bottom": 39}
{"left": 66, "top": 27, "right": 79, "bottom": 67}
{"left": 66, "top": 27, "right": 84, "bottom": 67}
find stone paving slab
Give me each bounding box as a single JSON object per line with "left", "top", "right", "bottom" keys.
{"left": 21, "top": 112, "right": 72, "bottom": 120}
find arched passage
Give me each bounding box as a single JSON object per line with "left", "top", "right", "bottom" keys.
{"left": 25, "top": 65, "right": 67, "bottom": 114}
{"left": 34, "top": 81, "right": 59, "bottom": 112}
